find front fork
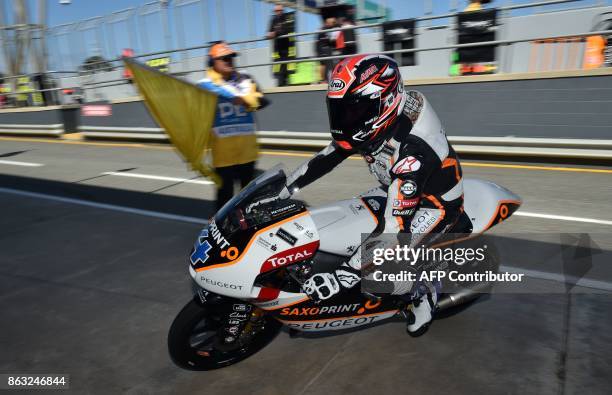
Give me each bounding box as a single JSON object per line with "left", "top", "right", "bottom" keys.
{"left": 193, "top": 287, "right": 269, "bottom": 348}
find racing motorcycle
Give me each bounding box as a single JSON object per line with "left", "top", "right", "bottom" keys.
{"left": 168, "top": 165, "right": 521, "bottom": 370}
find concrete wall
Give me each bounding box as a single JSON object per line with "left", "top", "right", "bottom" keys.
{"left": 0, "top": 107, "right": 64, "bottom": 125}
{"left": 75, "top": 72, "right": 612, "bottom": 140}
{"left": 256, "top": 74, "right": 612, "bottom": 139}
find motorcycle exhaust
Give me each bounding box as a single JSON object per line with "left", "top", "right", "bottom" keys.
{"left": 436, "top": 282, "right": 492, "bottom": 311}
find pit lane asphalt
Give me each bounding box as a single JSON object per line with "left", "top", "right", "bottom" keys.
{"left": 1, "top": 137, "right": 612, "bottom": 394}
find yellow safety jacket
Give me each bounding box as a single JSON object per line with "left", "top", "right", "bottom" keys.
{"left": 199, "top": 69, "right": 261, "bottom": 168}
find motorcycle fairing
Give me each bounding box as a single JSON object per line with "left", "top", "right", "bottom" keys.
{"left": 190, "top": 210, "right": 322, "bottom": 299}
{"left": 310, "top": 199, "right": 379, "bottom": 256}
{"left": 266, "top": 285, "right": 400, "bottom": 332}
{"left": 462, "top": 179, "right": 521, "bottom": 233}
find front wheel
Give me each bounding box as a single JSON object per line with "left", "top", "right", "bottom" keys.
{"left": 168, "top": 299, "right": 282, "bottom": 370}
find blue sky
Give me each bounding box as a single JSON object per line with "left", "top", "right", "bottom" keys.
{"left": 1, "top": 0, "right": 611, "bottom": 73}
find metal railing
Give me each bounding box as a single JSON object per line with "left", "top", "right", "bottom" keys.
{"left": 0, "top": 0, "right": 591, "bottom": 78}
{"left": 0, "top": 0, "right": 606, "bottom": 102}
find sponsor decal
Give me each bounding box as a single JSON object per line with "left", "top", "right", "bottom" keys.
{"left": 367, "top": 199, "right": 381, "bottom": 211}
{"left": 305, "top": 230, "right": 315, "bottom": 239}
{"left": 256, "top": 299, "right": 280, "bottom": 308}
{"left": 227, "top": 326, "right": 239, "bottom": 335}
{"left": 352, "top": 128, "right": 376, "bottom": 142}
{"left": 199, "top": 276, "right": 243, "bottom": 290}
{"left": 400, "top": 180, "right": 417, "bottom": 197}
{"left": 350, "top": 203, "right": 366, "bottom": 215}
{"left": 233, "top": 304, "right": 250, "bottom": 312}
{"left": 393, "top": 198, "right": 419, "bottom": 209}
{"left": 276, "top": 228, "right": 298, "bottom": 246}
{"left": 256, "top": 236, "right": 278, "bottom": 252}
{"left": 392, "top": 208, "right": 415, "bottom": 216}
{"left": 392, "top": 156, "right": 421, "bottom": 174}
{"left": 346, "top": 245, "right": 356, "bottom": 254}
{"left": 335, "top": 269, "right": 360, "bottom": 288}
{"left": 360, "top": 64, "right": 379, "bottom": 83}
{"left": 220, "top": 246, "right": 239, "bottom": 260}
{"left": 270, "top": 203, "right": 297, "bottom": 216}
{"left": 331, "top": 129, "right": 343, "bottom": 134}
{"left": 261, "top": 241, "right": 319, "bottom": 271}
{"left": 403, "top": 91, "right": 424, "bottom": 123}
{"left": 228, "top": 319, "right": 241, "bottom": 325}
{"left": 209, "top": 220, "right": 231, "bottom": 249}
{"left": 293, "top": 222, "right": 304, "bottom": 231}
{"left": 229, "top": 311, "right": 248, "bottom": 320}
{"left": 191, "top": 229, "right": 212, "bottom": 265}
{"left": 410, "top": 210, "right": 438, "bottom": 233}
{"left": 285, "top": 316, "right": 382, "bottom": 330}
{"left": 329, "top": 79, "right": 346, "bottom": 91}
{"left": 281, "top": 303, "right": 361, "bottom": 316}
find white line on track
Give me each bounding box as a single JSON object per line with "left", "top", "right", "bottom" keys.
{"left": 0, "top": 187, "right": 208, "bottom": 224}
{"left": 0, "top": 159, "right": 44, "bottom": 167}
{"left": 102, "top": 171, "right": 214, "bottom": 185}
{"left": 500, "top": 265, "right": 612, "bottom": 292}
{"left": 515, "top": 211, "right": 612, "bottom": 226}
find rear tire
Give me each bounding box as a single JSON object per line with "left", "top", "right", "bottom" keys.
{"left": 168, "top": 299, "right": 282, "bottom": 370}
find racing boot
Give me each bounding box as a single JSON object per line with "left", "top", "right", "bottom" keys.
{"left": 406, "top": 282, "right": 438, "bottom": 337}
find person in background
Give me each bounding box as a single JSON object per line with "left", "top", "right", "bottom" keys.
{"left": 465, "top": 0, "right": 489, "bottom": 12}
{"left": 198, "top": 41, "right": 268, "bottom": 210}
{"left": 336, "top": 15, "right": 358, "bottom": 56}
{"left": 267, "top": 5, "right": 291, "bottom": 86}
{"left": 316, "top": 17, "right": 339, "bottom": 83}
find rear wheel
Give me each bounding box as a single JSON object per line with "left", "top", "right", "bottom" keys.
{"left": 168, "top": 299, "right": 282, "bottom": 370}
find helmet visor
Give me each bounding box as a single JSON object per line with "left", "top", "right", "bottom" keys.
{"left": 327, "top": 96, "right": 381, "bottom": 146}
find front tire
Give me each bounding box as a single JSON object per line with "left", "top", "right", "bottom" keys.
{"left": 168, "top": 299, "right": 282, "bottom": 370}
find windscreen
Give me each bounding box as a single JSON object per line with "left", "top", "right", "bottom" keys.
{"left": 214, "top": 165, "right": 287, "bottom": 229}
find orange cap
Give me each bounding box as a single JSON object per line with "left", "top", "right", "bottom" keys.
{"left": 208, "top": 42, "right": 237, "bottom": 59}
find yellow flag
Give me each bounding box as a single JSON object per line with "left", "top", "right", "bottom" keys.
{"left": 123, "top": 57, "right": 221, "bottom": 185}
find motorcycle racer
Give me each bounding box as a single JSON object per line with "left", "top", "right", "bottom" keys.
{"left": 282, "top": 54, "right": 465, "bottom": 336}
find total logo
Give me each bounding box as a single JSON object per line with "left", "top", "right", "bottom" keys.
{"left": 265, "top": 243, "right": 318, "bottom": 268}
{"left": 260, "top": 241, "right": 320, "bottom": 272}
{"left": 392, "top": 156, "right": 421, "bottom": 174}
{"left": 393, "top": 198, "right": 419, "bottom": 209}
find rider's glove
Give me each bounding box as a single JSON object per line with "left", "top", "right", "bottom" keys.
{"left": 302, "top": 268, "right": 361, "bottom": 301}
{"left": 303, "top": 273, "right": 340, "bottom": 301}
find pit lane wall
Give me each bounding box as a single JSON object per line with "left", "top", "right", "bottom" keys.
{"left": 257, "top": 68, "right": 612, "bottom": 140}
{"left": 2, "top": 69, "right": 612, "bottom": 159}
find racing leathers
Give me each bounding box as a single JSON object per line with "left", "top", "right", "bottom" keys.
{"left": 285, "top": 91, "right": 464, "bottom": 330}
